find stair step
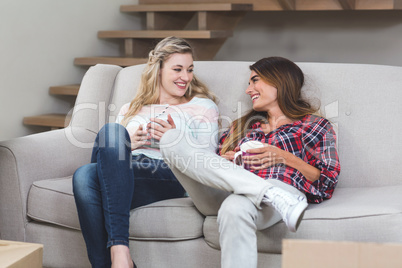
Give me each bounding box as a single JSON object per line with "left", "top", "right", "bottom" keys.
{"left": 49, "top": 84, "right": 80, "bottom": 96}
{"left": 137, "top": 0, "right": 401, "bottom": 11}
{"left": 121, "top": 3, "right": 253, "bottom": 12}
{"left": 23, "top": 114, "right": 71, "bottom": 128}
{"left": 98, "top": 30, "right": 232, "bottom": 39}
{"left": 74, "top": 57, "right": 148, "bottom": 67}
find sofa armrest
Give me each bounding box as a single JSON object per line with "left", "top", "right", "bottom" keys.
{"left": 0, "top": 127, "right": 96, "bottom": 241}
{"left": 70, "top": 64, "right": 122, "bottom": 133}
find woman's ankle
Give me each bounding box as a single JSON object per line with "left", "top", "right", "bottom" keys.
{"left": 110, "top": 245, "right": 133, "bottom": 268}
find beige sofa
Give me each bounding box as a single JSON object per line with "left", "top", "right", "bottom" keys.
{"left": 2, "top": 61, "right": 402, "bottom": 267}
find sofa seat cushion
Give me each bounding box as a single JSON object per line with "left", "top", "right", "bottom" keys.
{"left": 130, "top": 198, "right": 205, "bottom": 241}
{"left": 27, "top": 177, "right": 205, "bottom": 241}
{"left": 203, "top": 185, "right": 402, "bottom": 254}
{"left": 27, "top": 176, "right": 80, "bottom": 230}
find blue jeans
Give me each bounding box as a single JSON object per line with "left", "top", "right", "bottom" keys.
{"left": 73, "top": 123, "right": 185, "bottom": 268}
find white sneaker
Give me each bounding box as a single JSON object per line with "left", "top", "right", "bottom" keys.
{"left": 262, "top": 187, "right": 308, "bottom": 232}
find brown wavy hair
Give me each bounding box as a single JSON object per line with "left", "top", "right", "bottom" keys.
{"left": 220, "top": 56, "right": 318, "bottom": 154}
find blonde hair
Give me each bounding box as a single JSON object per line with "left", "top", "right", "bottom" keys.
{"left": 220, "top": 57, "right": 318, "bottom": 154}
{"left": 121, "top": 36, "right": 216, "bottom": 126}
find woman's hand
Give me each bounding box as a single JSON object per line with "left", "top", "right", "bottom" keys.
{"left": 148, "top": 114, "right": 176, "bottom": 141}
{"left": 243, "top": 144, "right": 286, "bottom": 170}
{"left": 221, "top": 147, "right": 240, "bottom": 162}
{"left": 244, "top": 143, "right": 321, "bottom": 182}
{"left": 130, "top": 125, "right": 150, "bottom": 150}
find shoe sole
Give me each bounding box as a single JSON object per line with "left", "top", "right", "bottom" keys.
{"left": 287, "top": 201, "right": 308, "bottom": 232}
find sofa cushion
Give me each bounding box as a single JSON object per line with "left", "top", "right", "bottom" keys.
{"left": 27, "top": 177, "right": 205, "bottom": 241}
{"left": 203, "top": 185, "right": 402, "bottom": 253}
{"left": 27, "top": 176, "right": 80, "bottom": 230}
{"left": 130, "top": 198, "right": 205, "bottom": 241}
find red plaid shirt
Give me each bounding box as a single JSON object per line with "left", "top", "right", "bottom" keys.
{"left": 217, "top": 114, "right": 341, "bottom": 203}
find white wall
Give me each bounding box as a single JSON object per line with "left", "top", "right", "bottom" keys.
{"left": 0, "top": 0, "right": 141, "bottom": 141}
{"left": 1, "top": 6, "right": 402, "bottom": 141}
{"left": 216, "top": 10, "right": 402, "bottom": 66}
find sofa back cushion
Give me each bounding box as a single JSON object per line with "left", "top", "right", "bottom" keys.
{"left": 298, "top": 63, "right": 402, "bottom": 188}
{"left": 108, "top": 61, "right": 402, "bottom": 188}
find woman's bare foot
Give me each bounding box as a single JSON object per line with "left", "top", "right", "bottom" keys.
{"left": 110, "top": 245, "right": 133, "bottom": 268}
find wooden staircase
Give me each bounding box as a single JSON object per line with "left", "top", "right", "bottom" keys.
{"left": 49, "top": 85, "right": 81, "bottom": 96}
{"left": 24, "top": 0, "right": 402, "bottom": 129}
{"left": 24, "top": 2, "right": 252, "bottom": 129}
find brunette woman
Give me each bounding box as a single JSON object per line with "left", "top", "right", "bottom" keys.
{"left": 160, "top": 56, "right": 340, "bottom": 268}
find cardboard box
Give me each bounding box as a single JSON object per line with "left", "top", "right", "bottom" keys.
{"left": 0, "top": 240, "right": 43, "bottom": 268}
{"left": 282, "top": 239, "right": 402, "bottom": 268}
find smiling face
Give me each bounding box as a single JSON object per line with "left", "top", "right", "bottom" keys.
{"left": 246, "top": 70, "right": 279, "bottom": 112}
{"left": 159, "top": 53, "right": 194, "bottom": 104}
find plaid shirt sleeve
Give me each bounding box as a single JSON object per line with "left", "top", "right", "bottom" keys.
{"left": 217, "top": 129, "right": 230, "bottom": 155}
{"left": 302, "top": 117, "right": 341, "bottom": 202}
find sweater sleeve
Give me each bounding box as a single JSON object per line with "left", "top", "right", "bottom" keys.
{"left": 115, "top": 103, "right": 148, "bottom": 138}
{"left": 115, "top": 103, "right": 130, "bottom": 124}
{"left": 187, "top": 98, "right": 220, "bottom": 153}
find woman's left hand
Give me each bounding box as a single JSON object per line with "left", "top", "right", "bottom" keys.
{"left": 148, "top": 114, "right": 176, "bottom": 141}
{"left": 243, "top": 144, "right": 287, "bottom": 170}
{"left": 221, "top": 146, "right": 240, "bottom": 162}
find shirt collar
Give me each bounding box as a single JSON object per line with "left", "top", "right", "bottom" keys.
{"left": 250, "top": 115, "right": 309, "bottom": 133}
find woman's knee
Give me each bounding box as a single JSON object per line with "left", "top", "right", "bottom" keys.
{"left": 160, "top": 129, "right": 185, "bottom": 158}
{"left": 98, "top": 123, "right": 129, "bottom": 144}
{"left": 99, "top": 123, "right": 125, "bottom": 135}
{"left": 96, "top": 123, "right": 130, "bottom": 154}
{"left": 160, "top": 129, "right": 202, "bottom": 163}
{"left": 72, "top": 164, "right": 98, "bottom": 201}
{"left": 218, "top": 194, "right": 257, "bottom": 223}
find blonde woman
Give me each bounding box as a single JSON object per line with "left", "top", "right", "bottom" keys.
{"left": 73, "top": 37, "right": 219, "bottom": 268}
{"left": 160, "top": 57, "right": 340, "bottom": 268}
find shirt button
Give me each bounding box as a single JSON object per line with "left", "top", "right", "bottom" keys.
{"left": 345, "top": 111, "right": 351, "bottom": 116}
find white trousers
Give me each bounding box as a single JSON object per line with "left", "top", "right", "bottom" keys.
{"left": 160, "top": 129, "right": 306, "bottom": 268}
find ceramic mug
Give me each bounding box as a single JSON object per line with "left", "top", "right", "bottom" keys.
{"left": 142, "top": 114, "right": 169, "bottom": 148}
{"left": 234, "top": 140, "right": 265, "bottom": 169}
